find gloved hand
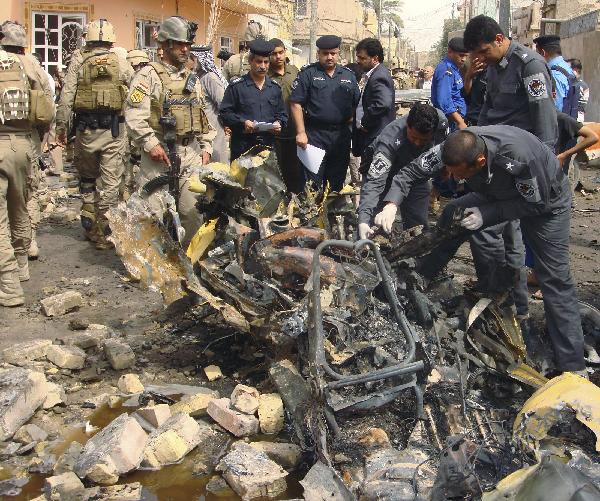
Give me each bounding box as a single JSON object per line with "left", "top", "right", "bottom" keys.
{"left": 461, "top": 207, "right": 483, "bottom": 230}
{"left": 374, "top": 203, "right": 398, "bottom": 234}
{"left": 358, "top": 223, "right": 373, "bottom": 240}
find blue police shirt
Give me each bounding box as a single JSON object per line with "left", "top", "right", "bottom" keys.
{"left": 288, "top": 62, "right": 360, "bottom": 125}
{"left": 548, "top": 55, "right": 574, "bottom": 111}
{"left": 431, "top": 57, "right": 467, "bottom": 118}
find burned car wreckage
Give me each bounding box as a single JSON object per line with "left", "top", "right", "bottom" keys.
{"left": 107, "top": 147, "right": 600, "bottom": 500}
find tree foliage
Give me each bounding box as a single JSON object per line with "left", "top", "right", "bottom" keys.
{"left": 431, "top": 18, "right": 464, "bottom": 66}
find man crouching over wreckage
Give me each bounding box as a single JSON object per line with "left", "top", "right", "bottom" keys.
{"left": 124, "top": 16, "right": 216, "bottom": 248}
{"left": 373, "top": 125, "right": 585, "bottom": 376}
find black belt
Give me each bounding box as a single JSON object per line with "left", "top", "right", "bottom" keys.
{"left": 306, "top": 120, "right": 347, "bottom": 131}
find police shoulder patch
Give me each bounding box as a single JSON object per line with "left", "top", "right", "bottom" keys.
{"left": 445, "top": 70, "right": 453, "bottom": 76}
{"left": 128, "top": 84, "right": 148, "bottom": 104}
{"left": 231, "top": 77, "right": 243, "bottom": 84}
{"left": 368, "top": 152, "right": 392, "bottom": 179}
{"left": 419, "top": 144, "right": 442, "bottom": 173}
{"left": 515, "top": 176, "right": 541, "bottom": 202}
{"left": 270, "top": 78, "right": 281, "bottom": 87}
{"left": 523, "top": 72, "right": 549, "bottom": 101}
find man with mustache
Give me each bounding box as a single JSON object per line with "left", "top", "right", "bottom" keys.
{"left": 219, "top": 39, "right": 287, "bottom": 161}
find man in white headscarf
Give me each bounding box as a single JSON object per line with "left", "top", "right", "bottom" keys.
{"left": 191, "top": 45, "right": 229, "bottom": 163}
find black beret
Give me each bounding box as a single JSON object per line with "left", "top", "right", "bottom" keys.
{"left": 269, "top": 38, "right": 285, "bottom": 49}
{"left": 316, "top": 35, "right": 342, "bottom": 49}
{"left": 448, "top": 37, "right": 467, "bottom": 53}
{"left": 217, "top": 49, "right": 233, "bottom": 61}
{"left": 533, "top": 34, "right": 561, "bottom": 49}
{"left": 191, "top": 44, "right": 211, "bottom": 52}
{"left": 248, "top": 39, "right": 275, "bottom": 56}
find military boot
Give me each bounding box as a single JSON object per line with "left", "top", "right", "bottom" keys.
{"left": 28, "top": 237, "right": 39, "bottom": 260}
{"left": 81, "top": 202, "right": 99, "bottom": 242}
{"left": 95, "top": 221, "right": 114, "bottom": 251}
{"left": 15, "top": 254, "right": 30, "bottom": 281}
{"left": 0, "top": 270, "right": 24, "bottom": 307}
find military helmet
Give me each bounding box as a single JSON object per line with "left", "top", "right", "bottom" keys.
{"left": 0, "top": 21, "right": 27, "bottom": 48}
{"left": 127, "top": 49, "right": 149, "bottom": 66}
{"left": 156, "top": 16, "right": 197, "bottom": 44}
{"left": 86, "top": 19, "right": 116, "bottom": 43}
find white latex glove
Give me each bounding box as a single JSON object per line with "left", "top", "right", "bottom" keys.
{"left": 374, "top": 203, "right": 398, "bottom": 234}
{"left": 358, "top": 223, "right": 374, "bottom": 240}
{"left": 461, "top": 207, "right": 483, "bottom": 230}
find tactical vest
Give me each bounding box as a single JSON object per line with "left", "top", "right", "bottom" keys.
{"left": 147, "top": 62, "right": 210, "bottom": 138}
{"left": 74, "top": 49, "right": 127, "bottom": 113}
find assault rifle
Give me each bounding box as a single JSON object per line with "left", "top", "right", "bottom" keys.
{"left": 159, "top": 91, "right": 181, "bottom": 212}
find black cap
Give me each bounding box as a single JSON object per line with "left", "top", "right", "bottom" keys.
{"left": 533, "top": 34, "right": 561, "bottom": 50}
{"left": 316, "top": 35, "right": 342, "bottom": 50}
{"left": 191, "top": 44, "right": 211, "bottom": 53}
{"left": 448, "top": 37, "right": 467, "bottom": 53}
{"left": 248, "top": 39, "right": 275, "bottom": 56}
{"left": 269, "top": 38, "right": 285, "bottom": 49}
{"left": 217, "top": 49, "right": 233, "bottom": 61}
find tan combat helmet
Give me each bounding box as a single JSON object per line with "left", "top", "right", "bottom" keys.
{"left": 127, "top": 49, "right": 149, "bottom": 67}
{"left": 0, "top": 21, "right": 27, "bottom": 47}
{"left": 156, "top": 16, "right": 197, "bottom": 44}
{"left": 86, "top": 19, "right": 116, "bottom": 43}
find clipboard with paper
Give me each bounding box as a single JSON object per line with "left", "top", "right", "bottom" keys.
{"left": 297, "top": 144, "right": 326, "bottom": 174}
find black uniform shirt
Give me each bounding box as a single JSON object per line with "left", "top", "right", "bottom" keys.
{"left": 357, "top": 110, "right": 449, "bottom": 225}
{"left": 219, "top": 73, "right": 287, "bottom": 132}
{"left": 288, "top": 62, "right": 360, "bottom": 125}
{"left": 479, "top": 41, "right": 557, "bottom": 148}
{"left": 383, "top": 125, "right": 570, "bottom": 226}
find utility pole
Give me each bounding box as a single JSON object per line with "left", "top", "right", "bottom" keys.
{"left": 387, "top": 21, "right": 392, "bottom": 64}
{"left": 499, "top": 0, "right": 510, "bottom": 34}
{"left": 309, "top": 0, "right": 318, "bottom": 63}
{"left": 377, "top": 0, "right": 382, "bottom": 38}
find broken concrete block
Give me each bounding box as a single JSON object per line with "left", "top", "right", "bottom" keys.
{"left": 44, "top": 471, "right": 85, "bottom": 500}
{"left": 43, "top": 382, "right": 65, "bottom": 410}
{"left": 40, "top": 291, "right": 83, "bottom": 317}
{"left": 135, "top": 404, "right": 171, "bottom": 428}
{"left": 142, "top": 413, "right": 212, "bottom": 468}
{"left": 104, "top": 340, "right": 135, "bottom": 370}
{"left": 46, "top": 345, "right": 86, "bottom": 370}
{"left": 0, "top": 368, "right": 48, "bottom": 441}
{"left": 204, "top": 365, "right": 223, "bottom": 381}
{"left": 60, "top": 325, "right": 110, "bottom": 350}
{"left": 249, "top": 442, "right": 302, "bottom": 470}
{"left": 74, "top": 413, "right": 147, "bottom": 485}
{"left": 14, "top": 423, "right": 48, "bottom": 444}
{"left": 301, "top": 460, "right": 355, "bottom": 501}
{"left": 93, "top": 482, "right": 143, "bottom": 500}
{"left": 1, "top": 339, "right": 52, "bottom": 366}
{"left": 258, "top": 393, "right": 284, "bottom": 434}
{"left": 207, "top": 398, "right": 259, "bottom": 437}
{"left": 54, "top": 441, "right": 83, "bottom": 475}
{"left": 218, "top": 442, "right": 287, "bottom": 500}
{"left": 117, "top": 374, "right": 144, "bottom": 394}
{"left": 231, "top": 384, "right": 260, "bottom": 415}
{"left": 170, "top": 391, "right": 219, "bottom": 417}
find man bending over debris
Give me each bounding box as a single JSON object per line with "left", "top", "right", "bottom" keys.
{"left": 375, "top": 125, "right": 585, "bottom": 375}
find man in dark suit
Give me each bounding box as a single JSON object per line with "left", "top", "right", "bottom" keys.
{"left": 353, "top": 38, "right": 395, "bottom": 174}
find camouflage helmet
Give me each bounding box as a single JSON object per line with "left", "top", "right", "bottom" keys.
{"left": 86, "top": 19, "right": 116, "bottom": 43}
{"left": 0, "top": 21, "right": 27, "bottom": 48}
{"left": 156, "top": 16, "right": 197, "bottom": 44}
{"left": 127, "top": 49, "right": 149, "bottom": 66}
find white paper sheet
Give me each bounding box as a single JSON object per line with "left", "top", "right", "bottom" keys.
{"left": 297, "top": 144, "right": 326, "bottom": 174}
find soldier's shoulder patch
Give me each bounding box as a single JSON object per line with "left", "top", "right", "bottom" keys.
{"left": 128, "top": 83, "right": 148, "bottom": 104}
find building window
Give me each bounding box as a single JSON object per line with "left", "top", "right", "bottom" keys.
{"left": 31, "top": 12, "right": 86, "bottom": 75}
{"left": 135, "top": 20, "right": 160, "bottom": 49}
{"left": 295, "top": 0, "right": 307, "bottom": 17}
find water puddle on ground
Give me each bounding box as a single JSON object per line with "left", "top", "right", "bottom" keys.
{"left": 9, "top": 402, "right": 304, "bottom": 500}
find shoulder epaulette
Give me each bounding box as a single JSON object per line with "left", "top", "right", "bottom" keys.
{"left": 270, "top": 78, "right": 281, "bottom": 87}
{"left": 300, "top": 63, "right": 315, "bottom": 71}
{"left": 445, "top": 69, "right": 453, "bottom": 76}
{"left": 230, "top": 76, "right": 243, "bottom": 84}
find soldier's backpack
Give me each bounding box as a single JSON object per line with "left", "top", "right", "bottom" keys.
{"left": 551, "top": 65, "right": 579, "bottom": 119}
{"left": 74, "top": 49, "right": 127, "bottom": 112}
{"left": 0, "top": 49, "right": 53, "bottom": 127}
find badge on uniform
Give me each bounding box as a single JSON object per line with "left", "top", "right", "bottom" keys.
{"left": 524, "top": 73, "right": 548, "bottom": 101}
{"left": 368, "top": 152, "right": 392, "bottom": 179}
{"left": 129, "top": 85, "right": 147, "bottom": 104}
{"left": 515, "top": 176, "right": 541, "bottom": 202}
{"left": 420, "top": 145, "right": 442, "bottom": 173}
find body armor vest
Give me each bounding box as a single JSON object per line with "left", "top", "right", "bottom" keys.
{"left": 148, "top": 62, "right": 210, "bottom": 139}
{"left": 74, "top": 49, "right": 127, "bottom": 113}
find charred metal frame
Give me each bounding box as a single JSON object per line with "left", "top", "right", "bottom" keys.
{"left": 309, "top": 239, "right": 425, "bottom": 424}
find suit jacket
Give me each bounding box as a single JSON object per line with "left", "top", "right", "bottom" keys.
{"left": 352, "top": 63, "right": 395, "bottom": 157}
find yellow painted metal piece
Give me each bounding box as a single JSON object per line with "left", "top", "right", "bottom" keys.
{"left": 186, "top": 218, "right": 218, "bottom": 264}
{"left": 513, "top": 372, "right": 600, "bottom": 452}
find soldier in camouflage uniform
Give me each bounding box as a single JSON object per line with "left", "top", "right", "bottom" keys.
{"left": 222, "top": 20, "right": 264, "bottom": 82}
{"left": 0, "top": 21, "right": 54, "bottom": 306}
{"left": 124, "top": 16, "right": 215, "bottom": 249}
{"left": 56, "top": 19, "right": 133, "bottom": 249}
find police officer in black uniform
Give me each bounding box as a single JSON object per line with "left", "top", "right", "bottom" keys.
{"left": 289, "top": 35, "right": 360, "bottom": 191}
{"left": 377, "top": 125, "right": 585, "bottom": 375}
{"left": 219, "top": 39, "right": 287, "bottom": 161}
{"left": 357, "top": 104, "right": 449, "bottom": 239}
{"left": 463, "top": 15, "right": 557, "bottom": 147}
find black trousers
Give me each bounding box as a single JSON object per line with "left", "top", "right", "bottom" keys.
{"left": 302, "top": 126, "right": 351, "bottom": 192}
